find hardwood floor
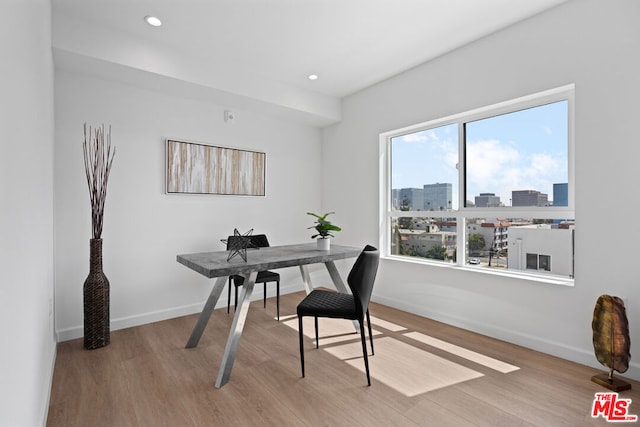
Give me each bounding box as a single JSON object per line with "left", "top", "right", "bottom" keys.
{"left": 47, "top": 291, "right": 639, "bottom": 426}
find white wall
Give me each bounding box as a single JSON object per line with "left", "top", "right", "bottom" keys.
{"left": 0, "top": 0, "right": 56, "bottom": 425}
{"left": 322, "top": 0, "right": 640, "bottom": 380}
{"left": 54, "top": 70, "right": 327, "bottom": 340}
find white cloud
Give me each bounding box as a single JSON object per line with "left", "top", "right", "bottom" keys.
{"left": 400, "top": 132, "right": 429, "bottom": 143}
{"left": 526, "top": 153, "right": 559, "bottom": 177}
{"left": 445, "top": 151, "right": 458, "bottom": 169}
{"left": 466, "top": 139, "right": 520, "bottom": 183}
{"left": 398, "top": 128, "right": 456, "bottom": 153}
{"left": 466, "top": 139, "right": 566, "bottom": 202}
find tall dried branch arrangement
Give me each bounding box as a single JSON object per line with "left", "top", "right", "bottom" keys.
{"left": 83, "top": 123, "right": 115, "bottom": 239}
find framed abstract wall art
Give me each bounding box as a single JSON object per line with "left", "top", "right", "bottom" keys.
{"left": 166, "top": 139, "right": 266, "bottom": 196}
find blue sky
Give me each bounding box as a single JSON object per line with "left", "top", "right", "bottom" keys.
{"left": 391, "top": 100, "right": 568, "bottom": 209}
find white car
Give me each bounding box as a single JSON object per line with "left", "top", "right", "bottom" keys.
{"left": 469, "top": 258, "right": 480, "bottom": 265}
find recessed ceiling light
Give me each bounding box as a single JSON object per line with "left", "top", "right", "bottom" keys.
{"left": 144, "top": 16, "right": 162, "bottom": 27}
{"left": 308, "top": 74, "right": 319, "bottom": 81}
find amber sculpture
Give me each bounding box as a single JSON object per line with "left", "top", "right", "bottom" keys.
{"left": 591, "top": 294, "right": 632, "bottom": 391}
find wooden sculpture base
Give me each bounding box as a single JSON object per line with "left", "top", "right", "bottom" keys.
{"left": 591, "top": 373, "right": 632, "bottom": 392}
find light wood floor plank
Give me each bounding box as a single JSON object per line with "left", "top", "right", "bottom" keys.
{"left": 47, "top": 291, "right": 639, "bottom": 426}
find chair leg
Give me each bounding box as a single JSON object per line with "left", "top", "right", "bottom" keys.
{"left": 234, "top": 285, "right": 238, "bottom": 310}
{"left": 263, "top": 282, "right": 267, "bottom": 308}
{"left": 227, "top": 277, "right": 232, "bottom": 314}
{"left": 314, "top": 316, "right": 319, "bottom": 349}
{"left": 276, "top": 280, "right": 280, "bottom": 321}
{"left": 366, "top": 309, "right": 374, "bottom": 355}
{"left": 359, "top": 319, "right": 371, "bottom": 386}
{"left": 298, "top": 316, "right": 305, "bottom": 378}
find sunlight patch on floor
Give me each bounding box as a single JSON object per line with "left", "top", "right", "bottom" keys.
{"left": 280, "top": 314, "right": 518, "bottom": 396}
{"left": 325, "top": 336, "right": 483, "bottom": 396}
{"left": 404, "top": 331, "right": 520, "bottom": 373}
{"left": 369, "top": 316, "right": 407, "bottom": 332}
{"left": 282, "top": 316, "right": 382, "bottom": 345}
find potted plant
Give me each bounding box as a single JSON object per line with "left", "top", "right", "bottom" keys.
{"left": 307, "top": 211, "right": 341, "bottom": 250}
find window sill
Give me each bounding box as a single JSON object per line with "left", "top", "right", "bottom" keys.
{"left": 382, "top": 255, "right": 575, "bottom": 287}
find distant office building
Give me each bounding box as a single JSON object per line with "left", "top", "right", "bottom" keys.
{"left": 512, "top": 190, "right": 548, "bottom": 207}
{"left": 475, "top": 193, "right": 501, "bottom": 208}
{"left": 553, "top": 183, "right": 568, "bottom": 206}
{"left": 394, "top": 188, "right": 424, "bottom": 210}
{"left": 424, "top": 183, "right": 452, "bottom": 211}
{"left": 391, "top": 189, "right": 400, "bottom": 208}
{"left": 392, "top": 182, "right": 453, "bottom": 210}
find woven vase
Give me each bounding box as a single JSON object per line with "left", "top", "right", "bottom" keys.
{"left": 83, "top": 238, "right": 110, "bottom": 349}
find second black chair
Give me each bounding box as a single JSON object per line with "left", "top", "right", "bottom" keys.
{"left": 296, "top": 245, "right": 380, "bottom": 386}
{"left": 226, "top": 234, "right": 281, "bottom": 320}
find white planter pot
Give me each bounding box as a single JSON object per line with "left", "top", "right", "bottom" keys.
{"left": 317, "top": 238, "right": 330, "bottom": 250}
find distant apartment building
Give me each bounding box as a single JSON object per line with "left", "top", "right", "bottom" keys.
{"left": 424, "top": 183, "right": 452, "bottom": 211}
{"left": 511, "top": 189, "right": 549, "bottom": 207}
{"left": 507, "top": 223, "right": 574, "bottom": 277}
{"left": 553, "top": 183, "right": 568, "bottom": 206}
{"left": 397, "top": 226, "right": 456, "bottom": 258}
{"left": 474, "top": 193, "right": 501, "bottom": 208}
{"left": 467, "top": 219, "right": 510, "bottom": 252}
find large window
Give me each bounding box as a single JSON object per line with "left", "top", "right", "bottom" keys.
{"left": 381, "top": 85, "right": 574, "bottom": 283}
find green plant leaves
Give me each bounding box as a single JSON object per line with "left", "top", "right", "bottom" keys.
{"left": 307, "top": 211, "right": 341, "bottom": 239}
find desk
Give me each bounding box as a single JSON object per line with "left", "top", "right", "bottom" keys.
{"left": 177, "top": 243, "right": 362, "bottom": 388}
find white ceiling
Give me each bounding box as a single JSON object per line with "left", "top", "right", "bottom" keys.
{"left": 52, "top": 0, "right": 567, "bottom": 125}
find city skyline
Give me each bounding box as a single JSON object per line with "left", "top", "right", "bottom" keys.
{"left": 393, "top": 184, "right": 567, "bottom": 208}
{"left": 391, "top": 100, "right": 569, "bottom": 209}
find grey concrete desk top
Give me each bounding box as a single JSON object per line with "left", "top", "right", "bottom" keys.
{"left": 177, "top": 243, "right": 362, "bottom": 278}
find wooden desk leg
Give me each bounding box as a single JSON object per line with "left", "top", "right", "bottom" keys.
{"left": 215, "top": 271, "right": 258, "bottom": 388}
{"left": 186, "top": 276, "right": 227, "bottom": 348}
{"left": 299, "top": 265, "right": 314, "bottom": 294}
{"left": 325, "top": 261, "right": 359, "bottom": 331}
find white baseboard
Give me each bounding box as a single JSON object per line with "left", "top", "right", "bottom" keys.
{"left": 56, "top": 283, "right": 302, "bottom": 342}
{"left": 371, "top": 294, "right": 640, "bottom": 382}
{"left": 56, "top": 286, "right": 639, "bottom": 382}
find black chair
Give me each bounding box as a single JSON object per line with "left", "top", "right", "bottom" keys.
{"left": 297, "top": 245, "right": 380, "bottom": 386}
{"left": 227, "top": 234, "right": 281, "bottom": 320}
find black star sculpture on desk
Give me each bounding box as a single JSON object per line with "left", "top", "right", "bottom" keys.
{"left": 220, "top": 228, "right": 255, "bottom": 262}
